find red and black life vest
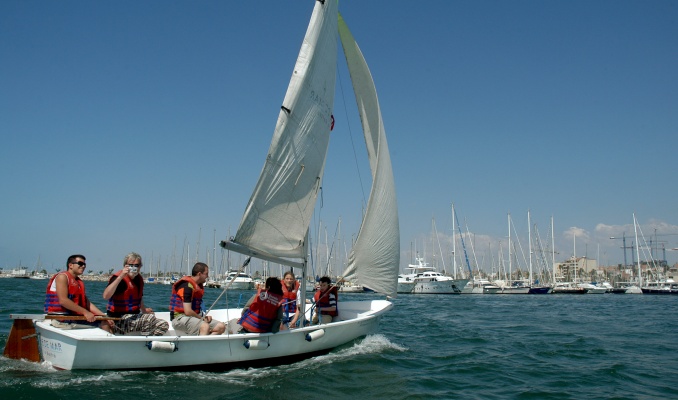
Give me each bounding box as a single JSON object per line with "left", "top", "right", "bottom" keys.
{"left": 44, "top": 271, "right": 87, "bottom": 314}
{"left": 314, "top": 286, "right": 338, "bottom": 316}
{"left": 169, "top": 276, "right": 204, "bottom": 315}
{"left": 239, "top": 289, "right": 283, "bottom": 333}
{"left": 106, "top": 271, "right": 143, "bottom": 314}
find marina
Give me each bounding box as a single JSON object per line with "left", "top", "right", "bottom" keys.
{"left": 1, "top": 278, "right": 677, "bottom": 398}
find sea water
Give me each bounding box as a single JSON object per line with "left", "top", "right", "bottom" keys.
{"left": 1, "top": 278, "right": 676, "bottom": 399}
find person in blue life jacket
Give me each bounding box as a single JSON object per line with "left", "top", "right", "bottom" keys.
{"left": 103, "top": 252, "right": 169, "bottom": 336}
{"left": 238, "top": 277, "right": 284, "bottom": 333}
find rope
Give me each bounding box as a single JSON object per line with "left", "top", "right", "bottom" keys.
{"left": 205, "top": 257, "right": 251, "bottom": 315}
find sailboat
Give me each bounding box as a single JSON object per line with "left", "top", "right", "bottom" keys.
{"left": 4, "top": 0, "right": 399, "bottom": 370}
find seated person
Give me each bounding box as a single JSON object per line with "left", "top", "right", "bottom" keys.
{"left": 169, "top": 262, "right": 225, "bottom": 335}
{"left": 103, "top": 252, "right": 168, "bottom": 336}
{"left": 237, "top": 277, "right": 284, "bottom": 333}
{"left": 312, "top": 276, "right": 338, "bottom": 324}
{"left": 280, "top": 271, "right": 301, "bottom": 329}
{"left": 45, "top": 254, "right": 113, "bottom": 332}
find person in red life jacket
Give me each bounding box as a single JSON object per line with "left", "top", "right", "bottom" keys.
{"left": 312, "top": 276, "right": 338, "bottom": 324}
{"left": 44, "top": 254, "right": 113, "bottom": 332}
{"left": 280, "top": 271, "right": 301, "bottom": 330}
{"left": 102, "top": 252, "right": 169, "bottom": 336}
{"left": 169, "top": 262, "right": 225, "bottom": 335}
{"left": 238, "top": 277, "right": 284, "bottom": 333}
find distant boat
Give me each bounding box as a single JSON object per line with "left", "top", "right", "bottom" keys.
{"left": 527, "top": 286, "right": 551, "bottom": 294}
{"left": 402, "top": 257, "right": 467, "bottom": 294}
{"left": 10, "top": 267, "right": 30, "bottom": 279}
{"left": 206, "top": 279, "right": 221, "bottom": 288}
{"left": 29, "top": 272, "right": 48, "bottom": 280}
{"left": 461, "top": 278, "right": 500, "bottom": 294}
{"left": 641, "top": 279, "right": 678, "bottom": 295}
{"left": 337, "top": 281, "right": 364, "bottom": 293}
{"left": 493, "top": 280, "right": 530, "bottom": 294}
{"left": 397, "top": 273, "right": 415, "bottom": 294}
{"left": 577, "top": 282, "right": 607, "bottom": 294}
{"left": 551, "top": 282, "right": 587, "bottom": 294}
{"left": 221, "top": 271, "right": 255, "bottom": 290}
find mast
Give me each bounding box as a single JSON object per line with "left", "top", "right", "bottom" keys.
{"left": 528, "top": 210, "right": 532, "bottom": 285}
{"left": 508, "top": 213, "right": 512, "bottom": 283}
{"left": 551, "top": 215, "right": 556, "bottom": 284}
{"left": 212, "top": 229, "right": 217, "bottom": 277}
{"left": 573, "top": 232, "right": 577, "bottom": 283}
{"left": 633, "top": 213, "right": 642, "bottom": 287}
{"left": 451, "top": 203, "right": 457, "bottom": 279}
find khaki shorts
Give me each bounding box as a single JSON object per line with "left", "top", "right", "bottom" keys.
{"left": 312, "top": 314, "right": 333, "bottom": 325}
{"left": 172, "top": 315, "right": 221, "bottom": 335}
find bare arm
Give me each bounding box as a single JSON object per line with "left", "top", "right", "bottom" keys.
{"left": 182, "top": 303, "right": 201, "bottom": 318}
{"left": 140, "top": 299, "right": 152, "bottom": 313}
{"left": 87, "top": 301, "right": 107, "bottom": 316}
{"left": 55, "top": 274, "right": 96, "bottom": 321}
{"left": 240, "top": 295, "right": 256, "bottom": 317}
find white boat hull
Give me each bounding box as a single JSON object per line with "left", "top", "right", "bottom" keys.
{"left": 396, "top": 281, "right": 415, "bottom": 294}
{"left": 412, "top": 279, "right": 467, "bottom": 294}
{"left": 338, "top": 285, "right": 364, "bottom": 293}
{"left": 498, "top": 287, "right": 530, "bottom": 294}
{"left": 220, "top": 282, "right": 254, "bottom": 290}
{"left": 33, "top": 300, "right": 392, "bottom": 370}
{"left": 584, "top": 287, "right": 607, "bottom": 294}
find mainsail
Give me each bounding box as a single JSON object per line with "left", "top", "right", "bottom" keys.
{"left": 222, "top": 2, "right": 399, "bottom": 297}
{"left": 229, "top": 1, "right": 338, "bottom": 262}
{"left": 338, "top": 14, "right": 400, "bottom": 297}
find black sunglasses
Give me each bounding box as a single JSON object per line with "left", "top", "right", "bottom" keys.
{"left": 73, "top": 261, "right": 86, "bottom": 267}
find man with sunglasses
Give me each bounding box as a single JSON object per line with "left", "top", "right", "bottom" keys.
{"left": 45, "top": 254, "right": 113, "bottom": 332}
{"left": 103, "top": 252, "right": 169, "bottom": 336}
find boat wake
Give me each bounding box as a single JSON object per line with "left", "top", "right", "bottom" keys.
{"left": 0, "top": 357, "right": 57, "bottom": 375}
{"left": 0, "top": 334, "right": 407, "bottom": 391}
{"left": 186, "top": 334, "right": 407, "bottom": 384}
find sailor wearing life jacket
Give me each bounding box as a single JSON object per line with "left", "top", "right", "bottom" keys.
{"left": 44, "top": 254, "right": 113, "bottom": 332}
{"left": 105, "top": 268, "right": 144, "bottom": 316}
{"left": 103, "top": 252, "right": 168, "bottom": 336}
{"left": 169, "top": 262, "right": 226, "bottom": 335}
{"left": 239, "top": 277, "right": 284, "bottom": 333}
{"left": 312, "top": 276, "right": 338, "bottom": 324}
{"left": 281, "top": 271, "right": 301, "bottom": 329}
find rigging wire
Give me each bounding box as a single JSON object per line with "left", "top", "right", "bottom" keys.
{"left": 336, "top": 45, "right": 368, "bottom": 209}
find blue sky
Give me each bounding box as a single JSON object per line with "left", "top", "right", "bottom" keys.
{"left": 2, "top": 1, "right": 677, "bottom": 275}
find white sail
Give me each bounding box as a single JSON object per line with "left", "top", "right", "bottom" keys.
{"left": 231, "top": 0, "right": 338, "bottom": 261}
{"left": 338, "top": 14, "right": 400, "bottom": 297}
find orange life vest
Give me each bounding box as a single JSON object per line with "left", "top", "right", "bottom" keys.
{"left": 314, "top": 286, "right": 338, "bottom": 316}
{"left": 106, "top": 271, "right": 143, "bottom": 315}
{"left": 282, "top": 280, "right": 300, "bottom": 315}
{"left": 169, "top": 276, "right": 204, "bottom": 317}
{"left": 44, "top": 271, "right": 87, "bottom": 314}
{"left": 239, "top": 289, "right": 283, "bottom": 333}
